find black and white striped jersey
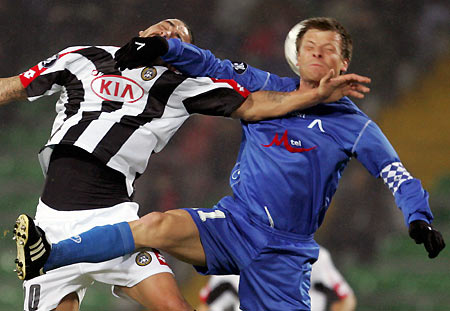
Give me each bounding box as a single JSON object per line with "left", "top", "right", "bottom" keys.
{"left": 19, "top": 45, "right": 249, "bottom": 195}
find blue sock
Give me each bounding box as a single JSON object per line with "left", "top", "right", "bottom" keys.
{"left": 44, "top": 222, "right": 135, "bottom": 272}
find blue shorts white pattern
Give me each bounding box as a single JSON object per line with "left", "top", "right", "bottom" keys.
{"left": 184, "top": 204, "right": 319, "bottom": 311}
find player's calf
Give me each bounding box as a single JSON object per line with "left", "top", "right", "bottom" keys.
{"left": 13, "top": 214, "right": 50, "bottom": 280}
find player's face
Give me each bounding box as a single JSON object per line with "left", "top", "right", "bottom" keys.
{"left": 297, "top": 29, "right": 348, "bottom": 82}
{"left": 139, "top": 19, "right": 191, "bottom": 43}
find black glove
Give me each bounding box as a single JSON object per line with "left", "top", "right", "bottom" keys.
{"left": 409, "top": 220, "right": 445, "bottom": 258}
{"left": 114, "top": 36, "right": 169, "bottom": 71}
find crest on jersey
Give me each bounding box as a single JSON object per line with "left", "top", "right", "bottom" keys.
{"left": 141, "top": 67, "right": 157, "bottom": 81}
{"left": 135, "top": 251, "right": 152, "bottom": 266}
{"left": 231, "top": 61, "right": 248, "bottom": 74}
{"left": 39, "top": 54, "right": 59, "bottom": 69}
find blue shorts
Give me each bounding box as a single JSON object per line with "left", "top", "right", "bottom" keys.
{"left": 184, "top": 203, "right": 319, "bottom": 311}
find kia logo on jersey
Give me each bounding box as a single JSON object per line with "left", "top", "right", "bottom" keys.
{"left": 262, "top": 130, "right": 317, "bottom": 153}
{"left": 91, "top": 75, "right": 144, "bottom": 103}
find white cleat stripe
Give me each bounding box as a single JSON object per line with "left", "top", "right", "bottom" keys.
{"left": 30, "top": 242, "right": 44, "bottom": 256}
{"left": 31, "top": 248, "right": 46, "bottom": 262}
{"left": 29, "top": 237, "right": 42, "bottom": 250}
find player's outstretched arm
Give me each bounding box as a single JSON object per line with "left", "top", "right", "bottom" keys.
{"left": 353, "top": 119, "right": 445, "bottom": 259}
{"left": 0, "top": 76, "right": 27, "bottom": 106}
{"left": 232, "top": 70, "right": 370, "bottom": 121}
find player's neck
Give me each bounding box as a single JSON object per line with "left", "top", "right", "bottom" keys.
{"left": 299, "top": 79, "right": 319, "bottom": 91}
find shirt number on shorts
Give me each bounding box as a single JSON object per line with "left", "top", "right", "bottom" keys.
{"left": 197, "top": 210, "right": 225, "bottom": 222}
{"left": 28, "top": 284, "right": 41, "bottom": 311}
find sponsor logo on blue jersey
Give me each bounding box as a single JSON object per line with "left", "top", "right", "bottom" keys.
{"left": 262, "top": 130, "right": 316, "bottom": 153}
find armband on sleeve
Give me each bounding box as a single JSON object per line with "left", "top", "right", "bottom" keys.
{"left": 380, "top": 162, "right": 413, "bottom": 194}
{"left": 380, "top": 162, "right": 433, "bottom": 225}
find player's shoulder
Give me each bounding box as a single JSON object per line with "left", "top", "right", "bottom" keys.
{"left": 58, "top": 45, "right": 93, "bottom": 54}
{"left": 57, "top": 45, "right": 118, "bottom": 57}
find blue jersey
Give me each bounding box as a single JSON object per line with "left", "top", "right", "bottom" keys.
{"left": 163, "top": 38, "right": 433, "bottom": 235}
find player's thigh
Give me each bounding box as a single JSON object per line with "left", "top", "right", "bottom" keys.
{"left": 130, "top": 209, "right": 205, "bottom": 265}
{"left": 53, "top": 292, "right": 79, "bottom": 311}
{"left": 118, "top": 272, "right": 191, "bottom": 311}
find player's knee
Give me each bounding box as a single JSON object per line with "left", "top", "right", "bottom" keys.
{"left": 140, "top": 211, "right": 165, "bottom": 228}
{"left": 133, "top": 212, "right": 171, "bottom": 248}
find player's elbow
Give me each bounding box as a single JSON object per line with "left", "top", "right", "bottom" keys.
{"left": 331, "top": 292, "right": 357, "bottom": 311}
{"left": 232, "top": 94, "right": 260, "bottom": 121}
{"left": 346, "top": 292, "right": 357, "bottom": 311}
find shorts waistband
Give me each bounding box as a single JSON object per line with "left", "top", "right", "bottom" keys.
{"left": 35, "top": 199, "right": 139, "bottom": 222}
{"left": 251, "top": 219, "right": 314, "bottom": 242}
{"left": 226, "top": 209, "right": 315, "bottom": 242}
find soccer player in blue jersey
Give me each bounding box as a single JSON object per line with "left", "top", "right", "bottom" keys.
{"left": 15, "top": 17, "right": 444, "bottom": 311}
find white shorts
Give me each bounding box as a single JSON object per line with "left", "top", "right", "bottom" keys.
{"left": 23, "top": 200, "right": 173, "bottom": 311}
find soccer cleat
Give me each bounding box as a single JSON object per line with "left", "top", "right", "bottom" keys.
{"left": 14, "top": 214, "right": 51, "bottom": 280}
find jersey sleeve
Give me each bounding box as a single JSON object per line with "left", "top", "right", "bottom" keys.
{"left": 179, "top": 76, "right": 250, "bottom": 117}
{"left": 353, "top": 120, "right": 433, "bottom": 225}
{"left": 19, "top": 46, "right": 87, "bottom": 101}
{"left": 163, "top": 38, "right": 299, "bottom": 92}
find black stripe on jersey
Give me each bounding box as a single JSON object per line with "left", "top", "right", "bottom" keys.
{"left": 59, "top": 47, "right": 125, "bottom": 144}
{"left": 92, "top": 70, "right": 188, "bottom": 162}
{"left": 206, "top": 282, "right": 239, "bottom": 304}
{"left": 61, "top": 70, "right": 85, "bottom": 120}
{"left": 147, "top": 70, "right": 188, "bottom": 108}
{"left": 183, "top": 88, "right": 245, "bottom": 117}
{"left": 26, "top": 69, "right": 85, "bottom": 121}
{"left": 75, "top": 47, "right": 124, "bottom": 113}
{"left": 26, "top": 70, "right": 63, "bottom": 97}
{"left": 61, "top": 111, "right": 102, "bottom": 143}
{"left": 75, "top": 47, "right": 120, "bottom": 75}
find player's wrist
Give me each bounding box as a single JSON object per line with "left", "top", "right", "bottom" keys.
{"left": 312, "top": 87, "right": 328, "bottom": 103}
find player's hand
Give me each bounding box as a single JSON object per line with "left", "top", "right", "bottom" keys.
{"left": 409, "top": 220, "right": 445, "bottom": 258}
{"left": 114, "top": 36, "right": 169, "bottom": 71}
{"left": 318, "top": 70, "right": 371, "bottom": 103}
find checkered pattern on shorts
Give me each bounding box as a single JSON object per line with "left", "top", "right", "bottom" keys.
{"left": 380, "top": 162, "right": 413, "bottom": 194}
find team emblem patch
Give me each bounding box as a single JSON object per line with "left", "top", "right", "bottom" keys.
{"left": 141, "top": 67, "right": 157, "bottom": 81}
{"left": 39, "top": 54, "right": 59, "bottom": 69}
{"left": 231, "top": 61, "right": 248, "bottom": 74}
{"left": 135, "top": 251, "right": 152, "bottom": 266}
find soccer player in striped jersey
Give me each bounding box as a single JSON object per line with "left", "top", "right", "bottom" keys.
{"left": 2, "top": 18, "right": 370, "bottom": 311}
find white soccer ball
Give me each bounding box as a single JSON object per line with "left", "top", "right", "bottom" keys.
{"left": 284, "top": 22, "right": 304, "bottom": 77}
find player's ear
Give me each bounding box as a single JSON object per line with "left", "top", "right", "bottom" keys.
{"left": 340, "top": 58, "right": 349, "bottom": 75}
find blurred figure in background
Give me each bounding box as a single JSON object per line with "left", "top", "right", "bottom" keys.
{"left": 309, "top": 247, "right": 356, "bottom": 311}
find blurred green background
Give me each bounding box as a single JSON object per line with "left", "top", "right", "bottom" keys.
{"left": 1, "top": 0, "right": 449, "bottom": 310}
